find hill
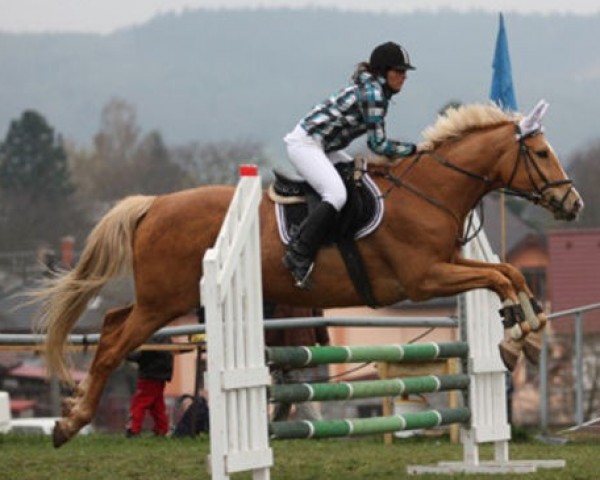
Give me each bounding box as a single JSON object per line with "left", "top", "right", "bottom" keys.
{"left": 1, "top": 8, "right": 599, "bottom": 164}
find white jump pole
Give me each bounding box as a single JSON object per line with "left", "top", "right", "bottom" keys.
{"left": 202, "top": 165, "right": 273, "bottom": 480}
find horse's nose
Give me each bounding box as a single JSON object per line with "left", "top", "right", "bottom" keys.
{"left": 574, "top": 198, "right": 584, "bottom": 213}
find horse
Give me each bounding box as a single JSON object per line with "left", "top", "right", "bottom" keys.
{"left": 34, "top": 100, "right": 583, "bottom": 447}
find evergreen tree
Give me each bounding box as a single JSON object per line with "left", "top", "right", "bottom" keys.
{"left": 0, "top": 110, "right": 84, "bottom": 251}
{"left": 132, "top": 131, "right": 192, "bottom": 195}
{"left": 0, "top": 110, "right": 73, "bottom": 198}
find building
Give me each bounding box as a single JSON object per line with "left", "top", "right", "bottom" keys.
{"left": 548, "top": 228, "right": 600, "bottom": 332}
{"left": 544, "top": 229, "right": 600, "bottom": 424}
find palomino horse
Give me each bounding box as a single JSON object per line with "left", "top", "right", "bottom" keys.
{"left": 34, "top": 101, "right": 582, "bottom": 447}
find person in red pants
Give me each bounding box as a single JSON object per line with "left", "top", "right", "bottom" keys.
{"left": 125, "top": 336, "right": 174, "bottom": 437}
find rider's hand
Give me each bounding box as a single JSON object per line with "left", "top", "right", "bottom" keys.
{"left": 392, "top": 141, "right": 417, "bottom": 156}
{"left": 402, "top": 142, "right": 418, "bottom": 156}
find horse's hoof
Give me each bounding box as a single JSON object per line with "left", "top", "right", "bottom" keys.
{"left": 52, "top": 421, "right": 70, "bottom": 449}
{"left": 498, "top": 339, "right": 522, "bottom": 372}
{"left": 523, "top": 331, "right": 542, "bottom": 365}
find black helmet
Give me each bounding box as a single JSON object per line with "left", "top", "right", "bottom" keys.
{"left": 369, "top": 42, "right": 416, "bottom": 74}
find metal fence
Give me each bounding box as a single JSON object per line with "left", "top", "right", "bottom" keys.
{"left": 540, "top": 302, "right": 600, "bottom": 430}
{"left": 2, "top": 304, "right": 599, "bottom": 430}
{"left": 0, "top": 316, "right": 458, "bottom": 347}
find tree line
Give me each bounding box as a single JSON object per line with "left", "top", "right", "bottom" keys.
{"left": 0, "top": 98, "right": 269, "bottom": 254}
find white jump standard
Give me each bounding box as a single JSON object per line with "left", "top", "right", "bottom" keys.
{"left": 202, "top": 167, "right": 565, "bottom": 478}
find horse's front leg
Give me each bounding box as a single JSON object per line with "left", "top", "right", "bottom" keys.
{"left": 455, "top": 257, "right": 547, "bottom": 364}
{"left": 406, "top": 261, "right": 525, "bottom": 371}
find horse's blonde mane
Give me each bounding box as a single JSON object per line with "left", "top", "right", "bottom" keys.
{"left": 419, "top": 103, "right": 519, "bottom": 150}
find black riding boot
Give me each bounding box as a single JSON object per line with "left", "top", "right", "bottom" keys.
{"left": 283, "top": 201, "right": 337, "bottom": 288}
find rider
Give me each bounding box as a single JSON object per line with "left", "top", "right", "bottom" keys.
{"left": 283, "top": 41, "right": 418, "bottom": 288}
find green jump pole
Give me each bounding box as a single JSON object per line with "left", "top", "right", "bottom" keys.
{"left": 269, "top": 407, "right": 471, "bottom": 440}
{"left": 266, "top": 341, "right": 468, "bottom": 368}
{"left": 269, "top": 374, "right": 469, "bottom": 403}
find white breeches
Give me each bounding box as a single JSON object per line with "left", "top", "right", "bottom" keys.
{"left": 284, "top": 124, "right": 353, "bottom": 212}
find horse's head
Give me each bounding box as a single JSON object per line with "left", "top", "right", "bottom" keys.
{"left": 504, "top": 100, "right": 583, "bottom": 221}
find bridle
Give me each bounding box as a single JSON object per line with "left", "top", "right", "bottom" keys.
{"left": 503, "top": 127, "right": 574, "bottom": 213}
{"left": 372, "top": 124, "right": 575, "bottom": 245}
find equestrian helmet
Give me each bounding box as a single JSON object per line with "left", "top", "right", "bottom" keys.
{"left": 369, "top": 42, "right": 416, "bottom": 74}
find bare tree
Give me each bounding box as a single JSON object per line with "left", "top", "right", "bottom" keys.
{"left": 95, "top": 98, "right": 140, "bottom": 163}
{"left": 68, "top": 98, "right": 272, "bottom": 224}
{"left": 69, "top": 98, "right": 196, "bottom": 202}
{"left": 171, "top": 140, "right": 270, "bottom": 186}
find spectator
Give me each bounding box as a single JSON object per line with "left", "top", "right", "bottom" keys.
{"left": 125, "top": 336, "right": 173, "bottom": 437}
{"left": 264, "top": 303, "right": 330, "bottom": 422}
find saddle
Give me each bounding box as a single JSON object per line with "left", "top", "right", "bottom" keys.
{"left": 268, "top": 161, "right": 385, "bottom": 307}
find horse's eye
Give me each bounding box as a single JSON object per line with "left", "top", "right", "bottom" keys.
{"left": 535, "top": 150, "right": 549, "bottom": 159}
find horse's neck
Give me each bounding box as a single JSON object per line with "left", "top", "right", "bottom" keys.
{"left": 385, "top": 125, "right": 514, "bottom": 220}
{"left": 450, "top": 124, "right": 517, "bottom": 196}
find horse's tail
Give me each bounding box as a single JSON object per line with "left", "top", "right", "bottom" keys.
{"left": 34, "top": 195, "right": 156, "bottom": 383}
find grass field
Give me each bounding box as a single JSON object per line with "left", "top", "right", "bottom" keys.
{"left": 2, "top": 431, "right": 599, "bottom": 479}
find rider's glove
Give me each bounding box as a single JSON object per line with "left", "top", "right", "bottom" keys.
{"left": 392, "top": 141, "right": 417, "bottom": 157}
{"left": 402, "top": 142, "right": 417, "bottom": 156}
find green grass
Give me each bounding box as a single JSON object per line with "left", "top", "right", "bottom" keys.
{"left": 1, "top": 432, "right": 598, "bottom": 479}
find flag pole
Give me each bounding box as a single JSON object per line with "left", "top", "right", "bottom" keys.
{"left": 501, "top": 191, "right": 506, "bottom": 262}
{"left": 490, "top": 12, "right": 517, "bottom": 263}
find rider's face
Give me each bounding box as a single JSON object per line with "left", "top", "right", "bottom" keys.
{"left": 386, "top": 69, "right": 407, "bottom": 94}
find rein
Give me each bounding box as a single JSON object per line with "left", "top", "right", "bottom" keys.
{"left": 372, "top": 125, "right": 574, "bottom": 246}
{"left": 373, "top": 151, "right": 490, "bottom": 246}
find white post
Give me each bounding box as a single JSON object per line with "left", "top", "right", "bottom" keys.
{"left": 409, "top": 214, "right": 564, "bottom": 474}
{"left": 460, "top": 228, "right": 511, "bottom": 464}
{"left": 455, "top": 222, "right": 565, "bottom": 473}
{"left": 203, "top": 165, "right": 273, "bottom": 480}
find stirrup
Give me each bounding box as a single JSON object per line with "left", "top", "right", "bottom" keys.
{"left": 282, "top": 252, "right": 315, "bottom": 289}
{"left": 291, "top": 262, "right": 314, "bottom": 289}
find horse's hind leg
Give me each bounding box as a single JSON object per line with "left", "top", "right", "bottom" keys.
{"left": 53, "top": 305, "right": 166, "bottom": 448}
{"left": 53, "top": 305, "right": 132, "bottom": 447}
{"left": 59, "top": 306, "right": 133, "bottom": 420}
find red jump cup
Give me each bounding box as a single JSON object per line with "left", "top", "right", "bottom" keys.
{"left": 239, "top": 164, "right": 258, "bottom": 177}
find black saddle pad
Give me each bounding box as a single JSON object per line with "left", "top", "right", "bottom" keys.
{"left": 273, "top": 163, "right": 385, "bottom": 245}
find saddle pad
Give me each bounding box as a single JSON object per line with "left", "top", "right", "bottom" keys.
{"left": 275, "top": 172, "right": 385, "bottom": 245}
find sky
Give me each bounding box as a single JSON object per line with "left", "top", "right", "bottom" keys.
{"left": 1, "top": 0, "right": 599, "bottom": 34}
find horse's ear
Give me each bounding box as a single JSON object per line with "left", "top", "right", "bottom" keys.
{"left": 519, "top": 99, "right": 549, "bottom": 136}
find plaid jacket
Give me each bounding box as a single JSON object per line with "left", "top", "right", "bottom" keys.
{"left": 300, "top": 69, "right": 413, "bottom": 157}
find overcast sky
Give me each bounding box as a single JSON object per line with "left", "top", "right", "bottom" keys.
{"left": 1, "top": 0, "right": 599, "bottom": 34}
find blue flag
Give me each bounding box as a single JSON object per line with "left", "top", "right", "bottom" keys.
{"left": 490, "top": 13, "right": 518, "bottom": 111}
